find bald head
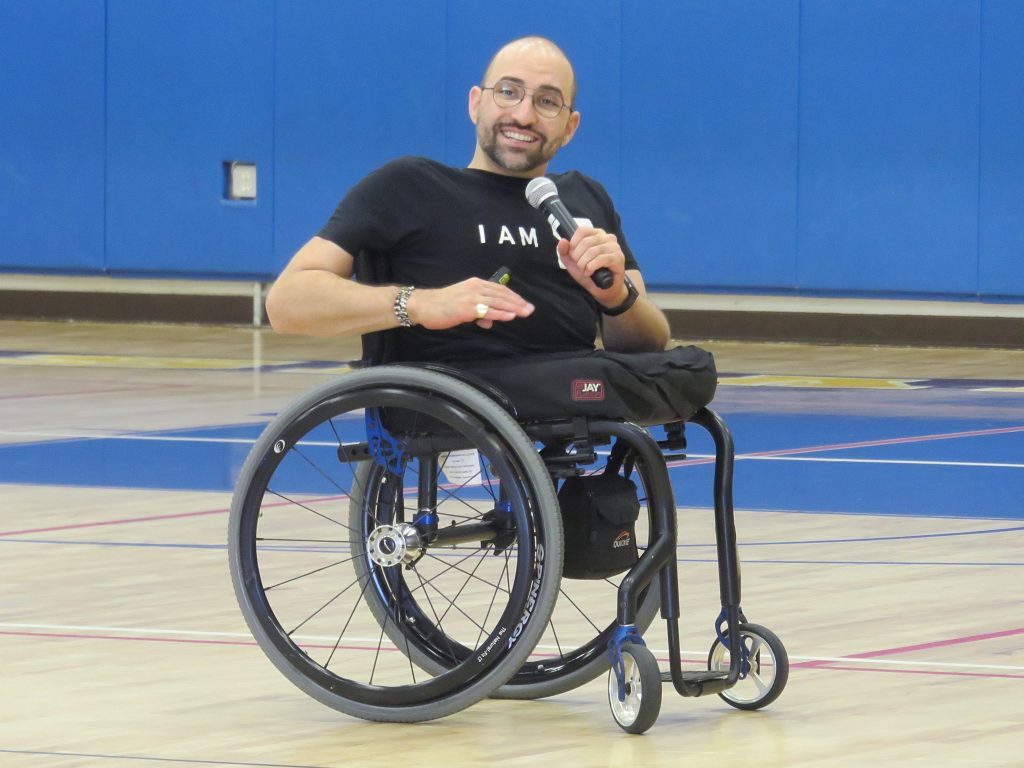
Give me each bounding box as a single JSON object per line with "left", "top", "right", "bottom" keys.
{"left": 482, "top": 36, "right": 577, "bottom": 108}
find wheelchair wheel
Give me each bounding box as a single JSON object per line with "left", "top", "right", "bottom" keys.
{"left": 708, "top": 623, "right": 789, "bottom": 710}
{"left": 608, "top": 641, "right": 662, "bottom": 734}
{"left": 493, "top": 438, "right": 662, "bottom": 699}
{"left": 229, "top": 366, "right": 563, "bottom": 723}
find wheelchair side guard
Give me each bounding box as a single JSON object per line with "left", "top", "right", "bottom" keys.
{"left": 607, "top": 624, "right": 646, "bottom": 702}
{"left": 366, "top": 407, "right": 405, "bottom": 475}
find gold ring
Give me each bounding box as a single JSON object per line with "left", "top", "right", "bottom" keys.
{"left": 475, "top": 303, "right": 490, "bottom": 319}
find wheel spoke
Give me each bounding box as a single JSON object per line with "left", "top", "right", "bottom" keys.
{"left": 264, "top": 555, "right": 357, "bottom": 591}
{"left": 286, "top": 570, "right": 368, "bottom": 637}
{"left": 409, "top": 564, "right": 460, "bottom": 664}
{"left": 431, "top": 544, "right": 496, "bottom": 629}
{"left": 421, "top": 550, "right": 511, "bottom": 593}
{"left": 557, "top": 586, "right": 603, "bottom": 634}
{"left": 324, "top": 567, "right": 373, "bottom": 669}
{"left": 266, "top": 488, "right": 352, "bottom": 531}
{"left": 476, "top": 553, "right": 511, "bottom": 648}
{"left": 289, "top": 444, "right": 354, "bottom": 497}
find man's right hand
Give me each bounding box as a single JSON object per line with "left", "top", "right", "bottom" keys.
{"left": 407, "top": 277, "right": 535, "bottom": 330}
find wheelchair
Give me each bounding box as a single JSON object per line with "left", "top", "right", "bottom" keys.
{"left": 228, "top": 262, "right": 788, "bottom": 734}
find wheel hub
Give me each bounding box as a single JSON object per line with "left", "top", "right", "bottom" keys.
{"left": 367, "top": 523, "right": 423, "bottom": 566}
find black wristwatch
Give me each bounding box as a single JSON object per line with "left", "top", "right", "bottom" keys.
{"left": 599, "top": 274, "right": 639, "bottom": 316}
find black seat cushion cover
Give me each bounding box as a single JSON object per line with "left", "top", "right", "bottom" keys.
{"left": 450, "top": 345, "right": 717, "bottom": 425}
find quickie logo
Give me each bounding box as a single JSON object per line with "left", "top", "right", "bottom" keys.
{"left": 612, "top": 531, "right": 632, "bottom": 549}
{"left": 572, "top": 379, "right": 605, "bottom": 401}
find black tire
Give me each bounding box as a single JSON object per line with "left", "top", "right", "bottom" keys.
{"left": 229, "top": 366, "right": 563, "bottom": 722}
{"left": 708, "top": 623, "right": 789, "bottom": 711}
{"left": 494, "top": 437, "right": 662, "bottom": 699}
{"left": 608, "top": 641, "right": 662, "bottom": 734}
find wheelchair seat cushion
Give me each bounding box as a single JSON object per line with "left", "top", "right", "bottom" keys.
{"left": 451, "top": 345, "right": 717, "bottom": 425}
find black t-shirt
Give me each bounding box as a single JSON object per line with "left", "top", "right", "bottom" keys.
{"left": 318, "top": 156, "right": 639, "bottom": 363}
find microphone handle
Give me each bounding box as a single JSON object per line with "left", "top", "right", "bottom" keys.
{"left": 591, "top": 268, "right": 614, "bottom": 290}
{"left": 544, "top": 199, "right": 614, "bottom": 289}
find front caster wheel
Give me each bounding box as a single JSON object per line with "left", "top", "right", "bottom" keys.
{"left": 608, "top": 641, "right": 662, "bottom": 734}
{"left": 708, "top": 623, "right": 788, "bottom": 710}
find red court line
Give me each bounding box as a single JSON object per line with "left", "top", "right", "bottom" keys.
{"left": 800, "top": 664, "right": 1024, "bottom": 680}
{"left": 0, "top": 493, "right": 353, "bottom": 538}
{"left": 842, "top": 626, "right": 1024, "bottom": 659}
{"left": 4, "top": 630, "right": 1018, "bottom": 679}
{"left": 0, "top": 630, "right": 256, "bottom": 647}
{"left": 745, "top": 425, "right": 1024, "bottom": 459}
{"left": 0, "top": 630, "right": 398, "bottom": 654}
{"left": 793, "top": 626, "right": 1024, "bottom": 669}
{"left": 0, "top": 507, "right": 231, "bottom": 537}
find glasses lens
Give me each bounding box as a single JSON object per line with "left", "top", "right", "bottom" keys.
{"left": 532, "top": 90, "right": 565, "bottom": 118}
{"left": 491, "top": 81, "right": 524, "bottom": 109}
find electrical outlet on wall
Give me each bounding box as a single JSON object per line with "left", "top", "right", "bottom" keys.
{"left": 225, "top": 161, "right": 257, "bottom": 200}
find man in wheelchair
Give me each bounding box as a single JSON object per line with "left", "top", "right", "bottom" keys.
{"left": 265, "top": 35, "right": 669, "bottom": 360}
{"left": 230, "top": 35, "right": 787, "bottom": 734}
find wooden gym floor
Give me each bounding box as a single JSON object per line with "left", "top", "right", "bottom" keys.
{"left": 1, "top": 319, "right": 1022, "bottom": 767}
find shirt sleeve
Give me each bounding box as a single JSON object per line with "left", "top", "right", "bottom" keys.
{"left": 558, "top": 170, "right": 639, "bottom": 271}
{"left": 612, "top": 209, "right": 639, "bottom": 271}
{"left": 592, "top": 178, "right": 638, "bottom": 271}
{"left": 317, "top": 158, "right": 416, "bottom": 256}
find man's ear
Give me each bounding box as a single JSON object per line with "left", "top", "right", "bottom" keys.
{"left": 560, "top": 109, "right": 581, "bottom": 148}
{"left": 468, "top": 86, "right": 482, "bottom": 125}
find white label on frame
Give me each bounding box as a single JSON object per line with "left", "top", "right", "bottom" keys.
{"left": 440, "top": 449, "right": 483, "bottom": 486}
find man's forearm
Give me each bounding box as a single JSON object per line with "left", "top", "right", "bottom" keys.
{"left": 600, "top": 297, "right": 670, "bottom": 352}
{"left": 266, "top": 271, "right": 401, "bottom": 338}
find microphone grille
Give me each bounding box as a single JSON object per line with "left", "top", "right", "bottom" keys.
{"left": 525, "top": 176, "right": 558, "bottom": 209}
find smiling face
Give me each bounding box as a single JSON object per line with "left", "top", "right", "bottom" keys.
{"left": 468, "top": 38, "right": 580, "bottom": 178}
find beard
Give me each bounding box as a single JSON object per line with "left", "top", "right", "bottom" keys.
{"left": 477, "top": 121, "right": 563, "bottom": 174}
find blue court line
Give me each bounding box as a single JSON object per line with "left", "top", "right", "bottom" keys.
{"left": 678, "top": 558, "right": 1024, "bottom": 567}
{"left": 696, "top": 525, "right": 1024, "bottom": 547}
{"left": 0, "top": 539, "right": 228, "bottom": 549}
{"left": 0, "top": 750, "right": 328, "bottom": 768}
{"left": 5, "top": 525, "right": 1021, "bottom": 551}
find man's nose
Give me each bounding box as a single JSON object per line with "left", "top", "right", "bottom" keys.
{"left": 508, "top": 95, "right": 538, "bottom": 122}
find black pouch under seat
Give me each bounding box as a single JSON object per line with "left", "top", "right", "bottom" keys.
{"left": 557, "top": 473, "right": 642, "bottom": 579}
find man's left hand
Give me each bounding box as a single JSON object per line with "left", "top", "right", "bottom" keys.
{"left": 556, "top": 226, "right": 629, "bottom": 309}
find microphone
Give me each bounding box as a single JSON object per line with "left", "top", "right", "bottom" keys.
{"left": 525, "top": 177, "right": 614, "bottom": 289}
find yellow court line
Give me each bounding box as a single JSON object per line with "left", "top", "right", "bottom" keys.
{"left": 0, "top": 353, "right": 280, "bottom": 370}
{"left": 2, "top": 354, "right": 1016, "bottom": 392}
{"left": 0, "top": 353, "right": 359, "bottom": 373}
{"left": 719, "top": 374, "right": 926, "bottom": 389}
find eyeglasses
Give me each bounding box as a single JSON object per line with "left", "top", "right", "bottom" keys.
{"left": 481, "top": 79, "right": 572, "bottom": 119}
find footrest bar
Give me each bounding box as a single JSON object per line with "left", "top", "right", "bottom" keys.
{"left": 662, "top": 668, "right": 733, "bottom": 697}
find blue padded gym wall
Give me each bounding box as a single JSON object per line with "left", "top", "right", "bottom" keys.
{"left": 105, "top": 0, "right": 275, "bottom": 279}
{"left": 621, "top": 1, "right": 801, "bottom": 291}
{"left": 1, "top": 0, "right": 1021, "bottom": 300}
{"left": 0, "top": 0, "right": 106, "bottom": 272}
{"left": 979, "top": 0, "right": 1024, "bottom": 298}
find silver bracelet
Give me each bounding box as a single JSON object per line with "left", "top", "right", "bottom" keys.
{"left": 394, "top": 285, "right": 414, "bottom": 328}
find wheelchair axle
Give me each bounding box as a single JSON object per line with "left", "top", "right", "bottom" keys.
{"left": 365, "top": 514, "right": 508, "bottom": 566}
